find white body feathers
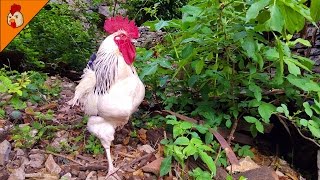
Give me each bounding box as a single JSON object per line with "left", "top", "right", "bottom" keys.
{"left": 70, "top": 32, "right": 145, "bottom": 130}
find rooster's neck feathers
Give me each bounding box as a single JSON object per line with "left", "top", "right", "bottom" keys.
{"left": 93, "top": 52, "right": 118, "bottom": 95}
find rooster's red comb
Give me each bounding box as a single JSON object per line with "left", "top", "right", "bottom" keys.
{"left": 10, "top": 4, "right": 21, "bottom": 15}
{"left": 104, "top": 16, "right": 139, "bottom": 39}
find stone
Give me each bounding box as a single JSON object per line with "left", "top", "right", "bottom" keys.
{"left": 226, "top": 156, "right": 260, "bottom": 173}
{"left": 60, "top": 172, "right": 72, "bottom": 180}
{"left": 234, "top": 166, "right": 279, "bottom": 180}
{"left": 310, "top": 48, "right": 320, "bottom": 56}
{"left": 85, "top": 171, "right": 97, "bottom": 180}
{"left": 0, "top": 140, "right": 11, "bottom": 165}
{"left": 137, "top": 144, "right": 155, "bottom": 154}
{"left": 45, "top": 154, "right": 61, "bottom": 175}
{"left": 78, "top": 171, "right": 86, "bottom": 179}
{"left": 142, "top": 157, "right": 163, "bottom": 175}
{"left": 29, "top": 153, "right": 45, "bottom": 168}
{"left": 15, "top": 148, "right": 25, "bottom": 157}
{"left": 8, "top": 166, "right": 25, "bottom": 180}
{"left": 50, "top": 130, "right": 69, "bottom": 152}
{"left": 0, "top": 169, "right": 9, "bottom": 180}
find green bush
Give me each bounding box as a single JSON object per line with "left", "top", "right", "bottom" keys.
{"left": 6, "top": 3, "right": 98, "bottom": 71}
{"left": 136, "top": 0, "right": 320, "bottom": 177}
{"left": 121, "top": 0, "right": 188, "bottom": 25}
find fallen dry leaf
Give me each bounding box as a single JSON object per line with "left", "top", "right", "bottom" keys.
{"left": 138, "top": 128, "right": 147, "bottom": 144}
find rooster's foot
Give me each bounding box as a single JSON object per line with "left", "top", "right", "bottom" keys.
{"left": 105, "top": 167, "right": 120, "bottom": 180}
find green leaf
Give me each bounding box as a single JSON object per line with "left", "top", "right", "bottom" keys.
{"left": 308, "top": 122, "right": 320, "bottom": 138}
{"left": 258, "top": 102, "right": 276, "bottom": 123}
{"left": 277, "top": 104, "right": 290, "bottom": 117}
{"left": 249, "top": 83, "right": 262, "bottom": 102}
{"left": 311, "top": 0, "right": 320, "bottom": 21}
{"left": 173, "top": 126, "right": 184, "bottom": 139}
{"left": 140, "top": 64, "right": 158, "bottom": 79}
{"left": 255, "top": 121, "right": 264, "bottom": 133}
{"left": 190, "top": 137, "right": 203, "bottom": 145}
{"left": 246, "top": 0, "right": 270, "bottom": 22}
{"left": 199, "top": 151, "right": 216, "bottom": 176}
{"left": 265, "top": 48, "right": 279, "bottom": 61}
{"left": 278, "top": 3, "right": 305, "bottom": 34}
{"left": 180, "top": 121, "right": 193, "bottom": 129}
{"left": 280, "top": 0, "right": 313, "bottom": 22}
{"left": 155, "top": 20, "right": 169, "bottom": 31}
{"left": 181, "top": 44, "right": 193, "bottom": 59}
{"left": 287, "top": 75, "right": 320, "bottom": 92}
{"left": 285, "top": 59, "right": 301, "bottom": 76}
{"left": 205, "top": 132, "right": 213, "bottom": 144}
{"left": 303, "top": 102, "right": 313, "bottom": 117}
{"left": 160, "top": 156, "right": 172, "bottom": 176}
{"left": 244, "top": 116, "right": 258, "bottom": 123}
{"left": 195, "top": 124, "right": 208, "bottom": 134}
{"left": 195, "top": 60, "right": 205, "bottom": 75}
{"left": 291, "top": 38, "right": 311, "bottom": 47}
{"left": 183, "top": 144, "right": 197, "bottom": 156}
{"left": 300, "top": 119, "right": 308, "bottom": 127}
{"left": 181, "top": 5, "right": 202, "bottom": 16}
{"left": 266, "top": 4, "right": 284, "bottom": 32}
{"left": 174, "top": 137, "right": 190, "bottom": 145}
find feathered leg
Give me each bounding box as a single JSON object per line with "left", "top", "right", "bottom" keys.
{"left": 87, "top": 116, "right": 119, "bottom": 179}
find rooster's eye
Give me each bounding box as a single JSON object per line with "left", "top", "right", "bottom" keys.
{"left": 15, "top": 15, "right": 18, "bottom": 18}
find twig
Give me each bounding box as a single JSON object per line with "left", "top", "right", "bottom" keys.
{"left": 79, "top": 164, "right": 108, "bottom": 171}
{"left": 227, "top": 111, "right": 245, "bottom": 145}
{"left": 39, "top": 150, "right": 84, "bottom": 166}
{"left": 227, "top": 118, "right": 239, "bottom": 144}
{"left": 117, "top": 151, "right": 136, "bottom": 158}
{"left": 112, "top": 0, "right": 118, "bottom": 17}
{"left": 123, "top": 152, "right": 155, "bottom": 168}
{"left": 277, "top": 114, "right": 320, "bottom": 148}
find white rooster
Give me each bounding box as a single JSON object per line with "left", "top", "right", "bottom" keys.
{"left": 69, "top": 16, "right": 145, "bottom": 177}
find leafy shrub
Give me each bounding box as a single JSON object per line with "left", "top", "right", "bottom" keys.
{"left": 121, "top": 0, "right": 188, "bottom": 25}
{"left": 6, "top": 3, "right": 97, "bottom": 71}
{"left": 136, "top": 0, "right": 320, "bottom": 177}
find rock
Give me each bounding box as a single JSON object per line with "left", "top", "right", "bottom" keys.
{"left": 234, "top": 166, "right": 279, "bottom": 180}
{"left": 15, "top": 148, "right": 25, "bottom": 157}
{"left": 45, "top": 154, "right": 61, "bottom": 175}
{"left": 85, "top": 171, "right": 97, "bottom": 180}
{"left": 78, "top": 171, "right": 86, "bottom": 179}
{"left": 10, "top": 110, "right": 22, "bottom": 120}
{"left": 60, "top": 172, "right": 72, "bottom": 180}
{"left": 226, "top": 156, "right": 260, "bottom": 173}
{"left": 142, "top": 157, "right": 163, "bottom": 175}
{"left": 310, "top": 48, "right": 320, "bottom": 56}
{"left": 8, "top": 166, "right": 25, "bottom": 180}
{"left": 138, "top": 144, "right": 155, "bottom": 154}
{"left": 29, "top": 153, "right": 45, "bottom": 168}
{"left": 0, "top": 140, "right": 11, "bottom": 165}
{"left": 310, "top": 56, "right": 320, "bottom": 66}
{"left": 0, "top": 169, "right": 9, "bottom": 180}
{"left": 215, "top": 167, "right": 229, "bottom": 180}
{"left": 50, "top": 130, "right": 69, "bottom": 152}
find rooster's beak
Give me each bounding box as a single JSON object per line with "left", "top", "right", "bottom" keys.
{"left": 10, "top": 19, "right": 15, "bottom": 23}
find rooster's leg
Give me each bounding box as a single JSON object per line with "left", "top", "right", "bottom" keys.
{"left": 87, "top": 116, "right": 119, "bottom": 178}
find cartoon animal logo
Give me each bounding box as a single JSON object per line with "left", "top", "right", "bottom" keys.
{"left": 7, "top": 4, "right": 24, "bottom": 28}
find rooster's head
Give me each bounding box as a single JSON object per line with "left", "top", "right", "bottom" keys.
{"left": 104, "top": 16, "right": 139, "bottom": 65}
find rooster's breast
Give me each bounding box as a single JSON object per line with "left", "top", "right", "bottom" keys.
{"left": 97, "top": 73, "right": 145, "bottom": 127}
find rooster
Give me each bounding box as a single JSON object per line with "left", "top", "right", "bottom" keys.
{"left": 7, "top": 4, "right": 24, "bottom": 28}
{"left": 69, "top": 16, "right": 145, "bottom": 177}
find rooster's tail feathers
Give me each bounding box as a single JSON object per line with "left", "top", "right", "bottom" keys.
{"left": 68, "top": 68, "right": 96, "bottom": 106}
